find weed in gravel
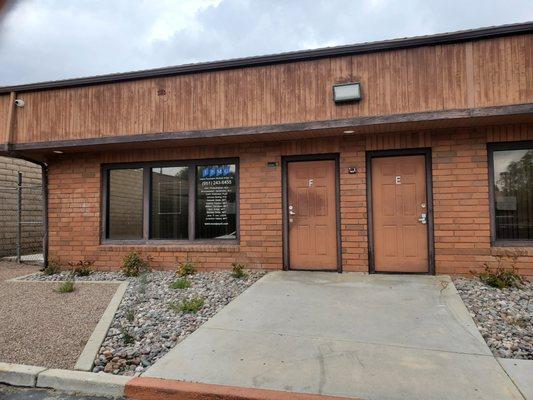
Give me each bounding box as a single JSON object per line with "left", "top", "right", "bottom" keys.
{"left": 57, "top": 279, "right": 75, "bottom": 293}
{"left": 120, "top": 326, "right": 135, "bottom": 344}
{"left": 176, "top": 260, "right": 196, "bottom": 277}
{"left": 476, "top": 264, "right": 526, "bottom": 289}
{"left": 125, "top": 309, "right": 135, "bottom": 322}
{"left": 168, "top": 297, "right": 205, "bottom": 313}
{"left": 179, "top": 297, "right": 205, "bottom": 313}
{"left": 42, "top": 259, "right": 61, "bottom": 275}
{"left": 169, "top": 277, "right": 191, "bottom": 290}
{"left": 473, "top": 249, "right": 528, "bottom": 289}
{"left": 69, "top": 260, "right": 94, "bottom": 276}
{"left": 122, "top": 252, "right": 151, "bottom": 277}
{"left": 231, "top": 263, "right": 248, "bottom": 279}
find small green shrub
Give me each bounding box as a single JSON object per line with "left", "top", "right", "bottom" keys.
{"left": 43, "top": 259, "right": 61, "bottom": 275}
{"left": 169, "top": 277, "right": 191, "bottom": 290}
{"left": 169, "top": 297, "right": 205, "bottom": 314}
{"left": 125, "top": 309, "right": 135, "bottom": 322}
{"left": 122, "top": 252, "right": 150, "bottom": 277}
{"left": 478, "top": 265, "right": 525, "bottom": 289}
{"left": 57, "top": 279, "right": 75, "bottom": 293}
{"left": 121, "top": 326, "right": 134, "bottom": 344}
{"left": 474, "top": 249, "right": 527, "bottom": 289}
{"left": 176, "top": 260, "right": 196, "bottom": 277}
{"left": 69, "top": 260, "right": 93, "bottom": 276}
{"left": 231, "top": 263, "right": 248, "bottom": 279}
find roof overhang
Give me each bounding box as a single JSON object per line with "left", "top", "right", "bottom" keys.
{"left": 3, "top": 103, "right": 532, "bottom": 163}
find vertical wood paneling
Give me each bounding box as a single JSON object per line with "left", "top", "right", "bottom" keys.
{"left": 6, "top": 34, "right": 533, "bottom": 145}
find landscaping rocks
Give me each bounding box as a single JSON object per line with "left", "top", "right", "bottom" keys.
{"left": 26, "top": 269, "right": 265, "bottom": 375}
{"left": 453, "top": 277, "right": 532, "bottom": 359}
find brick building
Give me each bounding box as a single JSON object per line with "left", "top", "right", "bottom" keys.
{"left": 1, "top": 23, "right": 532, "bottom": 276}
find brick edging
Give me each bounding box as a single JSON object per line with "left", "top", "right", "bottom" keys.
{"left": 125, "top": 377, "right": 363, "bottom": 400}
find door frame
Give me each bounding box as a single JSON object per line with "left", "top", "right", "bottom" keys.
{"left": 366, "top": 148, "right": 435, "bottom": 275}
{"left": 281, "top": 153, "right": 342, "bottom": 272}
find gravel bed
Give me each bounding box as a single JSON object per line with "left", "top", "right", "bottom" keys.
{"left": 0, "top": 262, "right": 119, "bottom": 369}
{"left": 453, "top": 277, "right": 532, "bottom": 359}
{"left": 29, "top": 269, "right": 265, "bottom": 375}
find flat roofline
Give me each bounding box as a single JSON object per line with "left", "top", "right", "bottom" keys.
{"left": 1, "top": 21, "right": 532, "bottom": 94}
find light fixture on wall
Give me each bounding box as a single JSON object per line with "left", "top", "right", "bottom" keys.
{"left": 333, "top": 82, "right": 361, "bottom": 103}
{"left": 53, "top": 150, "right": 63, "bottom": 154}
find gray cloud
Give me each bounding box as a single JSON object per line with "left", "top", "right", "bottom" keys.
{"left": 0, "top": 0, "right": 532, "bottom": 86}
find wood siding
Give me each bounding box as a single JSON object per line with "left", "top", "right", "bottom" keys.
{"left": 2, "top": 34, "right": 532, "bottom": 145}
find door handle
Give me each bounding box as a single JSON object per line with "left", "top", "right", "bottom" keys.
{"left": 289, "top": 211, "right": 296, "bottom": 215}
{"left": 418, "top": 213, "right": 427, "bottom": 224}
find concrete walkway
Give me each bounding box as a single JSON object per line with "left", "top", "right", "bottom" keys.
{"left": 145, "top": 272, "right": 525, "bottom": 400}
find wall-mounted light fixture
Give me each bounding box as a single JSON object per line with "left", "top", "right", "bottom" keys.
{"left": 53, "top": 150, "right": 63, "bottom": 154}
{"left": 14, "top": 99, "right": 25, "bottom": 107}
{"left": 333, "top": 82, "right": 361, "bottom": 103}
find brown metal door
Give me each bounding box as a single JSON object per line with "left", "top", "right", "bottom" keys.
{"left": 371, "top": 155, "right": 428, "bottom": 272}
{"left": 287, "top": 160, "right": 337, "bottom": 270}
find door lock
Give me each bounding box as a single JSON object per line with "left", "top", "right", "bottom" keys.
{"left": 289, "top": 205, "right": 296, "bottom": 216}
{"left": 418, "top": 213, "right": 427, "bottom": 224}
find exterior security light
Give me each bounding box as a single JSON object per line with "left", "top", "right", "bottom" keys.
{"left": 333, "top": 82, "right": 361, "bottom": 103}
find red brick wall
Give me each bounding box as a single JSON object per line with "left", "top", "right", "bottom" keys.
{"left": 47, "top": 123, "right": 533, "bottom": 276}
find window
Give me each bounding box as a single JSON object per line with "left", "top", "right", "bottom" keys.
{"left": 196, "top": 164, "right": 237, "bottom": 239}
{"left": 107, "top": 168, "right": 143, "bottom": 240}
{"left": 151, "top": 167, "right": 189, "bottom": 240}
{"left": 103, "top": 159, "right": 238, "bottom": 242}
{"left": 489, "top": 142, "right": 533, "bottom": 244}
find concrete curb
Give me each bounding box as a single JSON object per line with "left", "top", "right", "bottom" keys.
{"left": 75, "top": 281, "right": 129, "bottom": 371}
{"left": 37, "top": 368, "right": 132, "bottom": 398}
{"left": 125, "top": 377, "right": 363, "bottom": 400}
{"left": 0, "top": 363, "right": 132, "bottom": 398}
{"left": 0, "top": 362, "right": 46, "bottom": 387}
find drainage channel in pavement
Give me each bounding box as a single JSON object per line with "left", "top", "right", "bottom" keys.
{"left": 0, "top": 384, "right": 125, "bottom": 400}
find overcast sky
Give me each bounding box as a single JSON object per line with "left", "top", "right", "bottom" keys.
{"left": 0, "top": 0, "right": 532, "bottom": 86}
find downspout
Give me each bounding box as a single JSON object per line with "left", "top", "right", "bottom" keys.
{"left": 4, "top": 91, "right": 49, "bottom": 267}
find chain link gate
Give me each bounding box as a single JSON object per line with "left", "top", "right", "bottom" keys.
{"left": 0, "top": 170, "right": 45, "bottom": 265}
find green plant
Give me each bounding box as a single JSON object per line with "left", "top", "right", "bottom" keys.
{"left": 120, "top": 326, "right": 135, "bottom": 344}
{"left": 231, "top": 263, "right": 248, "bottom": 279}
{"left": 57, "top": 279, "right": 75, "bottom": 293}
{"left": 176, "top": 260, "right": 196, "bottom": 277}
{"left": 69, "top": 260, "right": 93, "bottom": 276}
{"left": 125, "top": 309, "right": 135, "bottom": 322}
{"left": 170, "top": 297, "right": 205, "bottom": 314}
{"left": 122, "top": 252, "right": 150, "bottom": 277}
{"left": 169, "top": 277, "right": 191, "bottom": 290}
{"left": 42, "top": 259, "right": 61, "bottom": 275}
{"left": 473, "top": 249, "right": 527, "bottom": 289}
{"left": 478, "top": 265, "right": 525, "bottom": 289}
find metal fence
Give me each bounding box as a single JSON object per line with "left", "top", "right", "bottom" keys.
{"left": 0, "top": 171, "right": 45, "bottom": 265}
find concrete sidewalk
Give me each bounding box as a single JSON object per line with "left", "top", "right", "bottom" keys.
{"left": 145, "top": 272, "right": 524, "bottom": 400}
